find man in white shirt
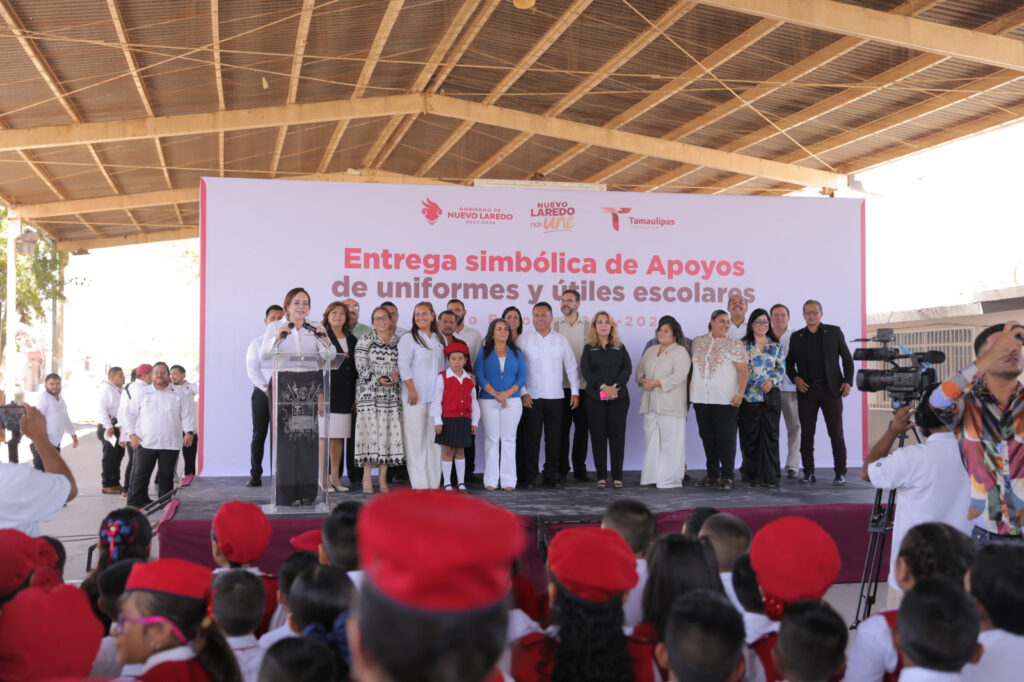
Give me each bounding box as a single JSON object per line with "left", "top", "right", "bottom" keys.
{"left": 552, "top": 289, "right": 591, "bottom": 483}
{"left": 343, "top": 298, "right": 372, "bottom": 339}
{"left": 124, "top": 362, "right": 195, "bottom": 508}
{"left": 0, "top": 405, "right": 78, "bottom": 536}
{"left": 170, "top": 364, "right": 199, "bottom": 476}
{"left": 517, "top": 302, "right": 579, "bottom": 489}
{"left": 118, "top": 363, "right": 153, "bottom": 500}
{"left": 770, "top": 303, "right": 801, "bottom": 478}
{"left": 97, "top": 366, "right": 125, "bottom": 494}
{"left": 246, "top": 304, "right": 283, "bottom": 487}
{"left": 962, "top": 543, "right": 1024, "bottom": 682}
{"left": 28, "top": 373, "right": 77, "bottom": 471}
{"left": 726, "top": 294, "right": 748, "bottom": 339}
{"left": 860, "top": 389, "right": 972, "bottom": 607}
{"left": 447, "top": 298, "right": 483, "bottom": 484}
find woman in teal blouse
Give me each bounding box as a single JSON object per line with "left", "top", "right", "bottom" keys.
{"left": 739, "top": 308, "right": 785, "bottom": 487}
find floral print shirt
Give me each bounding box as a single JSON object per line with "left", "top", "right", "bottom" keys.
{"left": 742, "top": 340, "right": 785, "bottom": 403}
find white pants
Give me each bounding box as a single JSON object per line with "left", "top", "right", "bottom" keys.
{"left": 402, "top": 401, "right": 441, "bottom": 489}
{"left": 480, "top": 397, "right": 522, "bottom": 489}
{"left": 640, "top": 412, "right": 686, "bottom": 488}
{"left": 781, "top": 391, "right": 801, "bottom": 471}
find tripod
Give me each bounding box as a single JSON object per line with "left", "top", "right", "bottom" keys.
{"left": 851, "top": 413, "right": 921, "bottom": 629}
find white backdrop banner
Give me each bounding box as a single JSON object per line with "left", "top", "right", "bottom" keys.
{"left": 200, "top": 177, "right": 865, "bottom": 477}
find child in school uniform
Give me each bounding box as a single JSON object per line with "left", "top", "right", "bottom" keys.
{"left": 431, "top": 341, "right": 481, "bottom": 491}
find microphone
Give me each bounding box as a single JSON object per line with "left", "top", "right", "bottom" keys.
{"left": 279, "top": 322, "right": 294, "bottom": 341}
{"left": 304, "top": 322, "right": 327, "bottom": 338}
{"left": 920, "top": 350, "right": 945, "bottom": 364}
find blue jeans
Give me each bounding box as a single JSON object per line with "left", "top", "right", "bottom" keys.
{"left": 971, "top": 525, "right": 1024, "bottom": 547}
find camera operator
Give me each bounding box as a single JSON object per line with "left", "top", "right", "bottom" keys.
{"left": 0, "top": 405, "right": 78, "bottom": 536}
{"left": 928, "top": 322, "right": 1024, "bottom": 545}
{"left": 860, "top": 385, "right": 971, "bottom": 607}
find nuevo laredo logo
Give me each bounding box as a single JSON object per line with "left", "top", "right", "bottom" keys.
{"left": 602, "top": 206, "right": 675, "bottom": 230}
{"left": 421, "top": 198, "right": 443, "bottom": 225}
{"left": 530, "top": 201, "right": 575, "bottom": 234}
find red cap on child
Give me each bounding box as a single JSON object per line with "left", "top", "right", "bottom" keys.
{"left": 548, "top": 527, "right": 638, "bottom": 602}
{"left": 359, "top": 489, "right": 524, "bottom": 611}
{"left": 126, "top": 558, "right": 212, "bottom": 600}
{"left": 213, "top": 500, "right": 273, "bottom": 564}
{"left": 0, "top": 584, "right": 104, "bottom": 681}
{"left": 750, "top": 516, "right": 840, "bottom": 620}
{"left": 0, "top": 529, "right": 59, "bottom": 597}
{"left": 290, "top": 529, "right": 322, "bottom": 553}
{"left": 444, "top": 341, "right": 470, "bottom": 358}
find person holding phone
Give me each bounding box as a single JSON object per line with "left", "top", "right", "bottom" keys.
{"left": 580, "top": 312, "right": 631, "bottom": 489}
{"left": 354, "top": 306, "right": 404, "bottom": 494}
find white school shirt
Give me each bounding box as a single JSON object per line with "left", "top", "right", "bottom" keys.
{"left": 246, "top": 334, "right": 273, "bottom": 391}
{"left": 842, "top": 610, "right": 898, "bottom": 682}
{"left": 866, "top": 432, "right": 972, "bottom": 591}
{"left": 28, "top": 391, "right": 75, "bottom": 448}
{"left": 260, "top": 318, "right": 337, "bottom": 361}
{"left": 227, "top": 634, "right": 265, "bottom": 682}
{"left": 961, "top": 628, "right": 1024, "bottom": 682}
{"left": 553, "top": 315, "right": 590, "bottom": 389}
{"left": 0, "top": 462, "right": 71, "bottom": 536}
{"left": 898, "top": 669, "right": 963, "bottom": 681}
{"left": 124, "top": 383, "right": 195, "bottom": 450}
{"left": 259, "top": 622, "right": 297, "bottom": 649}
{"left": 720, "top": 571, "right": 778, "bottom": 645}
{"left": 431, "top": 368, "right": 481, "bottom": 427}
{"left": 98, "top": 381, "right": 122, "bottom": 429}
{"left": 776, "top": 327, "right": 797, "bottom": 391}
{"left": 138, "top": 644, "right": 196, "bottom": 674}
{"left": 398, "top": 331, "right": 445, "bottom": 401}
{"left": 623, "top": 558, "right": 647, "bottom": 628}
{"left": 519, "top": 330, "right": 580, "bottom": 400}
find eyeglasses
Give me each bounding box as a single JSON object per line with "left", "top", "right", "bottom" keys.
{"left": 348, "top": 304, "right": 360, "bottom": 310}
{"left": 114, "top": 615, "right": 188, "bottom": 644}
{"left": 752, "top": 319, "right": 770, "bottom": 325}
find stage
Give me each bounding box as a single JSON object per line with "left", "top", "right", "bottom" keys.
{"left": 156, "top": 470, "right": 888, "bottom": 588}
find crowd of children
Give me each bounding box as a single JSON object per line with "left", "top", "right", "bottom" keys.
{"left": 0, "top": 491, "right": 1021, "bottom": 682}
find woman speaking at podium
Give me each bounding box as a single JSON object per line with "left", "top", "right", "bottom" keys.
{"left": 260, "top": 287, "right": 335, "bottom": 505}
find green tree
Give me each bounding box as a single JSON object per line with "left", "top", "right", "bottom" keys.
{"left": 0, "top": 208, "right": 66, "bottom": 362}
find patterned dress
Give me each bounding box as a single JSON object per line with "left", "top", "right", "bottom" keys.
{"left": 354, "top": 331, "right": 404, "bottom": 465}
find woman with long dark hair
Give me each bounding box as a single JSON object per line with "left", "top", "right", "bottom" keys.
{"left": 319, "top": 301, "right": 358, "bottom": 492}
{"left": 476, "top": 318, "right": 527, "bottom": 491}
{"left": 502, "top": 306, "right": 524, "bottom": 342}
{"left": 260, "top": 287, "right": 336, "bottom": 506}
{"left": 80, "top": 508, "right": 153, "bottom": 629}
{"left": 636, "top": 316, "right": 690, "bottom": 489}
{"left": 115, "top": 559, "right": 241, "bottom": 681}
{"left": 640, "top": 533, "right": 724, "bottom": 640}
{"left": 739, "top": 308, "right": 785, "bottom": 487}
{"left": 511, "top": 527, "right": 652, "bottom": 682}
{"left": 397, "top": 301, "right": 445, "bottom": 489}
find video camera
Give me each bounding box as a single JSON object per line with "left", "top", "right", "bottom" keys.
{"left": 853, "top": 328, "right": 944, "bottom": 407}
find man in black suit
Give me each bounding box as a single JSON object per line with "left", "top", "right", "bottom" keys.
{"left": 785, "top": 299, "right": 855, "bottom": 486}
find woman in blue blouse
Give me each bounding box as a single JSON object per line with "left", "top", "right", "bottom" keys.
{"left": 738, "top": 308, "right": 786, "bottom": 487}
{"left": 475, "top": 318, "right": 527, "bottom": 491}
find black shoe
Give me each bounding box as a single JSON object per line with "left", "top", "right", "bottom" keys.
{"left": 833, "top": 474, "right": 847, "bottom": 486}
{"left": 542, "top": 479, "right": 563, "bottom": 489}
{"left": 573, "top": 474, "right": 592, "bottom": 482}
{"left": 245, "top": 479, "right": 262, "bottom": 487}
{"left": 787, "top": 469, "right": 798, "bottom": 479}
{"left": 799, "top": 474, "right": 816, "bottom": 484}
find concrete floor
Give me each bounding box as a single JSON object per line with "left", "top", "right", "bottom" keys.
{"left": 15, "top": 423, "right": 890, "bottom": 631}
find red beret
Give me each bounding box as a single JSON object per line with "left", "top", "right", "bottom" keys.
{"left": 213, "top": 500, "right": 272, "bottom": 564}
{"left": 0, "top": 584, "right": 104, "bottom": 680}
{"left": 359, "top": 489, "right": 524, "bottom": 611}
{"left": 548, "top": 527, "right": 638, "bottom": 602}
{"left": 444, "top": 341, "right": 470, "bottom": 357}
{"left": 0, "top": 529, "right": 59, "bottom": 597}
{"left": 136, "top": 363, "right": 153, "bottom": 376}
{"left": 750, "top": 517, "right": 840, "bottom": 619}
{"left": 290, "top": 529, "right": 322, "bottom": 553}
{"left": 126, "top": 558, "right": 211, "bottom": 600}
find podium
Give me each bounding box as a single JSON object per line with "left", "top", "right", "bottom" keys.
{"left": 265, "top": 352, "right": 342, "bottom": 514}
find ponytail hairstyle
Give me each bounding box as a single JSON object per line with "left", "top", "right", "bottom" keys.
{"left": 131, "top": 589, "right": 242, "bottom": 682}
{"left": 549, "top": 575, "right": 634, "bottom": 682}
{"left": 82, "top": 508, "right": 154, "bottom": 629}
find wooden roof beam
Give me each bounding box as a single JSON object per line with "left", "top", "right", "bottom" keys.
{"left": 58, "top": 227, "right": 199, "bottom": 252}
{"left": 211, "top": 0, "right": 225, "bottom": 177}
{"left": 467, "top": 0, "right": 699, "bottom": 181}
{"left": 416, "top": 0, "right": 595, "bottom": 177}
{"left": 702, "top": 0, "right": 1024, "bottom": 72}
{"left": 363, "top": 0, "right": 499, "bottom": 170}
{"left": 0, "top": 93, "right": 427, "bottom": 152}
{"left": 316, "top": 0, "right": 405, "bottom": 174}
{"left": 269, "top": 0, "right": 317, "bottom": 178}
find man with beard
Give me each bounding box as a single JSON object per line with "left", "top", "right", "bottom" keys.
{"left": 929, "top": 322, "right": 1024, "bottom": 543}
{"left": 436, "top": 310, "right": 461, "bottom": 347}
{"left": 124, "top": 362, "right": 194, "bottom": 508}
{"left": 28, "top": 373, "right": 77, "bottom": 471}
{"left": 552, "top": 289, "right": 590, "bottom": 482}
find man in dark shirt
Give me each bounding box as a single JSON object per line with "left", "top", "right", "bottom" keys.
{"left": 785, "top": 299, "right": 855, "bottom": 486}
